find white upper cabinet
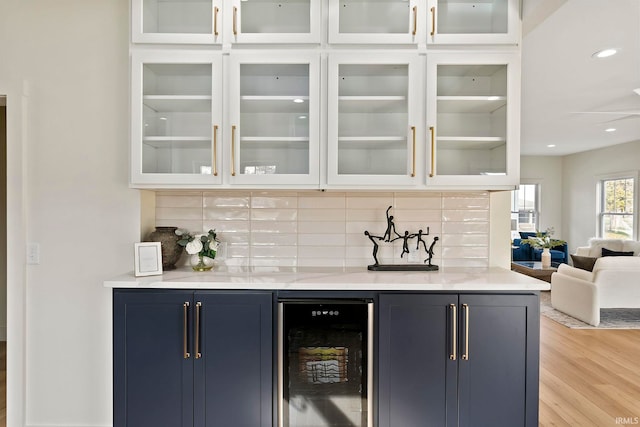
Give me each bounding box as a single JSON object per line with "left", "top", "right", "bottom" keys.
{"left": 426, "top": 52, "right": 520, "bottom": 188}
{"left": 328, "top": 0, "right": 422, "bottom": 44}
{"left": 227, "top": 54, "right": 320, "bottom": 185}
{"left": 227, "top": 0, "right": 321, "bottom": 44}
{"left": 132, "top": 0, "right": 222, "bottom": 44}
{"left": 131, "top": 51, "right": 222, "bottom": 186}
{"left": 426, "top": 0, "right": 521, "bottom": 45}
{"left": 327, "top": 54, "right": 420, "bottom": 186}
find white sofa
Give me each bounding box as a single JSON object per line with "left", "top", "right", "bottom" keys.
{"left": 551, "top": 238, "right": 640, "bottom": 326}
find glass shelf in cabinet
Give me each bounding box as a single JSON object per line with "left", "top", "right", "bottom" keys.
{"left": 142, "top": 95, "right": 212, "bottom": 113}
{"left": 436, "top": 96, "right": 506, "bottom": 113}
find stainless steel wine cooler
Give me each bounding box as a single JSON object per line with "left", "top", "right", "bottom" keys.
{"left": 278, "top": 299, "right": 374, "bottom": 427}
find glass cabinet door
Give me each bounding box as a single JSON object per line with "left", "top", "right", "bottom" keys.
{"left": 328, "top": 55, "right": 419, "bottom": 186}
{"left": 132, "top": 0, "right": 222, "bottom": 44}
{"left": 228, "top": 54, "right": 320, "bottom": 185}
{"left": 427, "top": 0, "right": 520, "bottom": 44}
{"left": 131, "top": 51, "right": 222, "bottom": 186}
{"left": 329, "top": 0, "right": 421, "bottom": 44}
{"left": 229, "top": 0, "right": 321, "bottom": 44}
{"left": 426, "top": 53, "right": 520, "bottom": 187}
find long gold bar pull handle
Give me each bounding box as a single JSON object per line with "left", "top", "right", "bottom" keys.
{"left": 183, "top": 302, "right": 190, "bottom": 359}
{"left": 449, "top": 304, "right": 457, "bottom": 360}
{"left": 233, "top": 6, "right": 238, "bottom": 36}
{"left": 430, "top": 7, "right": 436, "bottom": 37}
{"left": 462, "top": 304, "right": 470, "bottom": 360}
{"left": 429, "top": 126, "right": 435, "bottom": 177}
{"left": 412, "top": 6, "right": 418, "bottom": 36}
{"left": 231, "top": 125, "right": 237, "bottom": 176}
{"left": 411, "top": 126, "right": 416, "bottom": 177}
{"left": 212, "top": 125, "right": 218, "bottom": 176}
{"left": 213, "top": 6, "right": 219, "bottom": 36}
{"left": 195, "top": 302, "right": 202, "bottom": 359}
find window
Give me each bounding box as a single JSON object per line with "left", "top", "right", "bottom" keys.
{"left": 599, "top": 176, "right": 635, "bottom": 240}
{"left": 511, "top": 184, "right": 538, "bottom": 237}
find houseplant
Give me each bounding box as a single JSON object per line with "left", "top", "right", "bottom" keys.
{"left": 176, "top": 229, "right": 220, "bottom": 271}
{"left": 521, "top": 228, "right": 566, "bottom": 268}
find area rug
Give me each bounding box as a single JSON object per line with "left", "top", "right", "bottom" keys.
{"left": 540, "top": 291, "right": 640, "bottom": 329}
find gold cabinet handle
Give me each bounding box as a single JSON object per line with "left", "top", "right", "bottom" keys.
{"left": 430, "top": 7, "right": 436, "bottom": 37}
{"left": 233, "top": 6, "right": 238, "bottom": 36}
{"left": 412, "top": 6, "right": 418, "bottom": 36}
{"left": 183, "top": 302, "right": 190, "bottom": 359}
{"left": 411, "top": 126, "right": 416, "bottom": 177}
{"left": 449, "top": 303, "right": 457, "bottom": 360}
{"left": 213, "top": 125, "right": 218, "bottom": 176}
{"left": 462, "top": 304, "right": 470, "bottom": 361}
{"left": 195, "top": 302, "right": 202, "bottom": 359}
{"left": 231, "top": 125, "right": 237, "bottom": 176}
{"left": 214, "top": 6, "right": 219, "bottom": 36}
{"left": 429, "top": 126, "right": 435, "bottom": 177}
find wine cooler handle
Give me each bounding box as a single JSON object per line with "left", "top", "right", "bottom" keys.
{"left": 277, "top": 303, "right": 284, "bottom": 427}
{"left": 183, "top": 302, "right": 190, "bottom": 359}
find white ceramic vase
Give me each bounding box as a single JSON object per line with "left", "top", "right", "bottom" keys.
{"left": 541, "top": 248, "right": 551, "bottom": 268}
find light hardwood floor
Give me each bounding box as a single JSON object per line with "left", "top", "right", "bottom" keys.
{"left": 539, "top": 316, "right": 640, "bottom": 426}
{"left": 0, "top": 322, "right": 638, "bottom": 427}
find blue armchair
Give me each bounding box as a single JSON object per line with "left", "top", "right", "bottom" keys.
{"left": 512, "top": 232, "right": 568, "bottom": 264}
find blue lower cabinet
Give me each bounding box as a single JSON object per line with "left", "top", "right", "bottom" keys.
{"left": 113, "top": 290, "right": 273, "bottom": 427}
{"left": 378, "top": 293, "right": 539, "bottom": 427}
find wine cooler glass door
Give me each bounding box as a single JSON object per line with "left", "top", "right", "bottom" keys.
{"left": 278, "top": 300, "right": 373, "bottom": 427}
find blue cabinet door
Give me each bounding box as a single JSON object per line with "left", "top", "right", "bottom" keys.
{"left": 378, "top": 293, "right": 539, "bottom": 427}
{"left": 457, "top": 294, "right": 539, "bottom": 427}
{"left": 378, "top": 294, "right": 458, "bottom": 427}
{"left": 114, "top": 290, "right": 194, "bottom": 427}
{"left": 194, "top": 291, "right": 273, "bottom": 427}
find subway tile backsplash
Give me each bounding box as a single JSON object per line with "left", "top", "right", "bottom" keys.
{"left": 155, "top": 191, "right": 490, "bottom": 268}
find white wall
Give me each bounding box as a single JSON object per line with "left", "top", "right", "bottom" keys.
{"left": 520, "top": 155, "right": 564, "bottom": 237}
{"left": 1, "top": 0, "right": 140, "bottom": 426}
{"left": 562, "top": 140, "right": 640, "bottom": 254}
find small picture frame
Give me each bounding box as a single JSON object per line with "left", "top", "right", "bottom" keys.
{"left": 134, "top": 242, "right": 163, "bottom": 277}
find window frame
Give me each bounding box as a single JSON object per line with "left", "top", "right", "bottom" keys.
{"left": 511, "top": 182, "right": 540, "bottom": 236}
{"left": 597, "top": 171, "right": 638, "bottom": 241}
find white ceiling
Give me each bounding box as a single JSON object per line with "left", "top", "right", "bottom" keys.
{"left": 521, "top": 0, "right": 640, "bottom": 156}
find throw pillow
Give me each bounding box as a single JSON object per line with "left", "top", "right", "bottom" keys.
{"left": 601, "top": 247, "right": 635, "bottom": 257}
{"left": 570, "top": 254, "right": 597, "bottom": 272}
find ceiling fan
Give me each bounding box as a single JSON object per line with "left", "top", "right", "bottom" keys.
{"left": 571, "top": 88, "right": 640, "bottom": 123}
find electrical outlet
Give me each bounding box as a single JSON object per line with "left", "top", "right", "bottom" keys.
{"left": 27, "top": 242, "right": 40, "bottom": 265}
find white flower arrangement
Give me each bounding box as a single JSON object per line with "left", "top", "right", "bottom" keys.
{"left": 176, "top": 229, "right": 219, "bottom": 259}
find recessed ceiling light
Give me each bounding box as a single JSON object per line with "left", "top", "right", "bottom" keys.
{"left": 605, "top": 128, "right": 617, "bottom": 132}
{"left": 592, "top": 48, "right": 618, "bottom": 58}
{"left": 547, "top": 144, "right": 556, "bottom": 148}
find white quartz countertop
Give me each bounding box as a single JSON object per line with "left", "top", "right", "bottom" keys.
{"left": 104, "top": 266, "right": 550, "bottom": 291}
